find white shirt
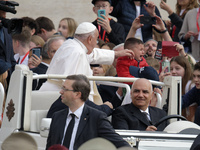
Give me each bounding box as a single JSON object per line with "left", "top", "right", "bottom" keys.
{"left": 61, "top": 103, "right": 84, "bottom": 150}
{"left": 39, "top": 38, "right": 114, "bottom": 101}
{"left": 134, "top": 5, "right": 143, "bottom": 41}
{"left": 14, "top": 53, "right": 29, "bottom": 66}
{"left": 180, "top": 9, "right": 185, "bottom": 16}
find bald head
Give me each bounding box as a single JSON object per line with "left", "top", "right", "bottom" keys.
{"left": 132, "top": 78, "right": 152, "bottom": 93}
{"left": 131, "top": 78, "right": 153, "bottom": 111}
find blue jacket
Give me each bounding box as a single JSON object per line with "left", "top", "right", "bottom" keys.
{"left": 110, "top": 0, "right": 162, "bottom": 42}
{"left": 182, "top": 86, "right": 200, "bottom": 109}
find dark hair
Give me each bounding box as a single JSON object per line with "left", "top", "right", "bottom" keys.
{"left": 96, "top": 39, "right": 105, "bottom": 48}
{"left": 66, "top": 74, "right": 90, "bottom": 101}
{"left": 124, "top": 37, "right": 143, "bottom": 49}
{"left": 22, "top": 16, "right": 39, "bottom": 35}
{"left": 12, "top": 29, "right": 31, "bottom": 47}
{"left": 36, "top": 16, "right": 55, "bottom": 33}
{"left": 170, "top": 56, "right": 192, "bottom": 95}
{"left": 194, "top": 62, "right": 200, "bottom": 71}
{"left": 101, "top": 42, "right": 115, "bottom": 50}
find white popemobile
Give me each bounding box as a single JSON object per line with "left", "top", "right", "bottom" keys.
{"left": 0, "top": 65, "right": 199, "bottom": 150}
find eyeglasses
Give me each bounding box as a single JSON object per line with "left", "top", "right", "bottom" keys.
{"left": 95, "top": 5, "right": 108, "bottom": 9}
{"left": 61, "top": 87, "right": 75, "bottom": 92}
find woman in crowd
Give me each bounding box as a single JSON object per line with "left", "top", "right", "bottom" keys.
{"left": 57, "top": 18, "right": 77, "bottom": 39}
{"left": 160, "top": 0, "right": 198, "bottom": 43}
{"left": 160, "top": 56, "right": 194, "bottom": 120}
{"left": 179, "top": 0, "right": 200, "bottom": 60}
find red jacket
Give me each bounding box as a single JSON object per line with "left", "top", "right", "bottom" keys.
{"left": 116, "top": 56, "right": 149, "bottom": 85}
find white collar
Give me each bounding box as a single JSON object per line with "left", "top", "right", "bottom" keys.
{"left": 68, "top": 103, "right": 85, "bottom": 119}
{"left": 41, "top": 62, "right": 49, "bottom": 67}
{"left": 140, "top": 107, "right": 149, "bottom": 115}
{"left": 74, "top": 38, "right": 88, "bottom": 54}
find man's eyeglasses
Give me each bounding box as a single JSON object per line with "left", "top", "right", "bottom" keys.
{"left": 61, "top": 87, "right": 75, "bottom": 92}
{"left": 95, "top": 5, "right": 108, "bottom": 9}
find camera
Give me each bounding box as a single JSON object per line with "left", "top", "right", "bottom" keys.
{"left": 0, "top": 1, "right": 23, "bottom": 35}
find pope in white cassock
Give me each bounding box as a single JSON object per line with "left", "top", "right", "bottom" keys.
{"left": 39, "top": 22, "right": 133, "bottom": 102}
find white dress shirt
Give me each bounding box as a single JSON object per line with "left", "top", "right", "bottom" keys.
{"left": 61, "top": 103, "right": 85, "bottom": 150}
{"left": 14, "top": 53, "right": 29, "bottom": 66}
{"left": 140, "top": 107, "right": 151, "bottom": 121}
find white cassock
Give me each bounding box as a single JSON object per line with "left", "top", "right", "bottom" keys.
{"left": 39, "top": 38, "right": 114, "bottom": 101}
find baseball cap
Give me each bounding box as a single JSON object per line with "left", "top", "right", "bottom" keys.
{"left": 91, "top": 0, "right": 111, "bottom": 5}
{"left": 0, "top": 59, "right": 11, "bottom": 75}
{"left": 75, "top": 22, "right": 96, "bottom": 35}
{"left": 129, "top": 66, "right": 159, "bottom": 81}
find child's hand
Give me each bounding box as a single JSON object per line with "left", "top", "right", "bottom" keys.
{"left": 97, "top": 15, "right": 112, "bottom": 34}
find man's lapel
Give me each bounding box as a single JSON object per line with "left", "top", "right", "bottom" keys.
{"left": 75, "top": 105, "right": 89, "bottom": 140}
{"left": 59, "top": 109, "right": 69, "bottom": 139}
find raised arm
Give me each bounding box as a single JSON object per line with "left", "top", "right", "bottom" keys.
{"left": 126, "top": 15, "right": 144, "bottom": 40}
{"left": 152, "top": 15, "right": 172, "bottom": 41}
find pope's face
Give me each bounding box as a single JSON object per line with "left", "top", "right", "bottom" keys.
{"left": 87, "top": 29, "right": 99, "bottom": 54}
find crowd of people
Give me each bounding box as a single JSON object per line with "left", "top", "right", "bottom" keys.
{"left": 1, "top": 0, "right": 200, "bottom": 149}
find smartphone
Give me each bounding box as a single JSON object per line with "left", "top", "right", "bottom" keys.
{"left": 163, "top": 0, "right": 167, "bottom": 2}
{"left": 155, "top": 41, "right": 162, "bottom": 60}
{"left": 162, "top": 60, "right": 170, "bottom": 73}
{"left": 32, "top": 47, "right": 41, "bottom": 58}
{"left": 98, "top": 9, "right": 106, "bottom": 19}
{"left": 140, "top": 16, "right": 156, "bottom": 25}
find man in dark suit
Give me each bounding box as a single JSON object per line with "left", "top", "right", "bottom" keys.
{"left": 46, "top": 74, "right": 129, "bottom": 150}
{"left": 0, "top": 3, "right": 16, "bottom": 76}
{"left": 112, "top": 78, "right": 168, "bottom": 131}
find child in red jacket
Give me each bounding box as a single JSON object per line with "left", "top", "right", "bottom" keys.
{"left": 116, "top": 37, "right": 149, "bottom": 85}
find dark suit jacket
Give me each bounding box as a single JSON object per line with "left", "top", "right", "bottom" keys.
{"left": 31, "top": 63, "right": 48, "bottom": 90}
{"left": 0, "top": 27, "right": 16, "bottom": 80}
{"left": 112, "top": 103, "right": 168, "bottom": 131}
{"left": 97, "top": 84, "right": 123, "bottom": 109}
{"left": 46, "top": 104, "right": 129, "bottom": 150}
{"left": 46, "top": 96, "right": 113, "bottom": 118}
